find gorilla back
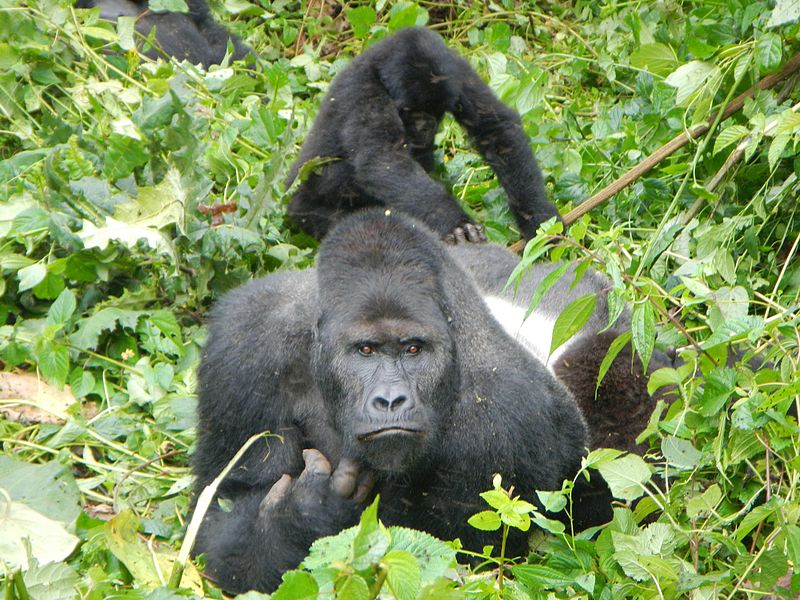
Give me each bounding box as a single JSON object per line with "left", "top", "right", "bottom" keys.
{"left": 193, "top": 210, "right": 595, "bottom": 593}
{"left": 286, "top": 28, "right": 558, "bottom": 243}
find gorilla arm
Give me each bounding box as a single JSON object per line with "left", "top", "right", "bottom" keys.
{"left": 450, "top": 62, "right": 558, "bottom": 239}
{"left": 340, "top": 79, "right": 484, "bottom": 242}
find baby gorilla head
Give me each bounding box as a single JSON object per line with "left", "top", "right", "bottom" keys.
{"left": 312, "top": 213, "right": 458, "bottom": 473}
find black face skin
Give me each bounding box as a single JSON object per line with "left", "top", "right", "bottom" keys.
{"left": 75, "top": 0, "right": 251, "bottom": 67}
{"left": 191, "top": 211, "right": 603, "bottom": 595}
{"left": 286, "top": 27, "right": 559, "bottom": 244}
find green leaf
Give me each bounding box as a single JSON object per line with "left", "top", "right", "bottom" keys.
{"left": 271, "top": 571, "right": 319, "bottom": 600}
{"left": 386, "top": 527, "right": 456, "bottom": 584}
{"left": 596, "top": 454, "right": 651, "bottom": 502}
{"left": 38, "top": 345, "right": 70, "bottom": 388}
{"left": 512, "top": 564, "right": 576, "bottom": 591}
{"left": 595, "top": 330, "right": 632, "bottom": 392}
{"left": 0, "top": 456, "right": 81, "bottom": 525}
{"left": 521, "top": 262, "right": 571, "bottom": 320}
{"left": 467, "top": 510, "right": 501, "bottom": 531}
{"left": 384, "top": 549, "right": 420, "bottom": 600}
{"left": 630, "top": 43, "right": 677, "bottom": 77}
{"left": 337, "top": 574, "right": 370, "bottom": 600}
{"left": 46, "top": 288, "right": 77, "bottom": 326}
{"left": 686, "top": 484, "right": 722, "bottom": 519}
{"left": 149, "top": 0, "right": 188, "bottom": 12}
{"left": 664, "top": 60, "right": 716, "bottom": 105}
{"left": 17, "top": 263, "right": 47, "bottom": 292}
{"left": 713, "top": 124, "right": 749, "bottom": 156}
{"left": 631, "top": 302, "right": 655, "bottom": 371}
{"left": 351, "top": 497, "right": 389, "bottom": 570}
{"left": 346, "top": 6, "right": 377, "bottom": 38}
{"left": 21, "top": 562, "right": 79, "bottom": 600}
{"left": 536, "top": 489, "right": 567, "bottom": 513}
{"left": 479, "top": 489, "right": 510, "bottom": 511}
{"left": 768, "top": 0, "right": 800, "bottom": 28}
{"left": 550, "top": 293, "right": 596, "bottom": 356}
{"left": 768, "top": 132, "right": 791, "bottom": 169}
{"left": 696, "top": 367, "right": 736, "bottom": 416}
{"left": 70, "top": 307, "right": 143, "bottom": 350}
{"left": 0, "top": 500, "right": 80, "bottom": 569}
{"left": 661, "top": 436, "right": 703, "bottom": 469}
{"left": 755, "top": 33, "right": 783, "bottom": 72}
{"left": 387, "top": 2, "right": 428, "bottom": 32}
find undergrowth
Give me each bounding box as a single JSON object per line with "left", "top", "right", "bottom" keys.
{"left": 0, "top": 0, "right": 798, "bottom": 598}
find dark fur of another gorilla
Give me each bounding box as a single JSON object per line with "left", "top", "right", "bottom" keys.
{"left": 192, "top": 211, "right": 608, "bottom": 594}
{"left": 75, "top": 0, "right": 250, "bottom": 67}
{"left": 286, "top": 27, "right": 558, "bottom": 244}
{"left": 450, "top": 244, "right": 675, "bottom": 455}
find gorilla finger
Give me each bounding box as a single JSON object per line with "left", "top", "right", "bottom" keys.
{"left": 299, "top": 449, "right": 333, "bottom": 480}
{"left": 452, "top": 227, "right": 467, "bottom": 244}
{"left": 443, "top": 232, "right": 456, "bottom": 245}
{"left": 463, "top": 223, "right": 484, "bottom": 243}
{"left": 330, "top": 457, "right": 360, "bottom": 498}
{"left": 260, "top": 473, "right": 293, "bottom": 515}
{"left": 353, "top": 470, "right": 376, "bottom": 503}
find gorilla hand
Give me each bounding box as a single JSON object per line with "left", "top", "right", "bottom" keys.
{"left": 444, "top": 220, "right": 487, "bottom": 244}
{"left": 260, "top": 450, "right": 373, "bottom": 523}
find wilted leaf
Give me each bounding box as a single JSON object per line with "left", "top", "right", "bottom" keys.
{"left": 0, "top": 498, "right": 79, "bottom": 569}
{"left": 0, "top": 371, "right": 75, "bottom": 423}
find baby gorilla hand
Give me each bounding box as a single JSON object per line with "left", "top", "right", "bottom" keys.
{"left": 259, "top": 450, "right": 373, "bottom": 525}
{"left": 444, "top": 220, "right": 486, "bottom": 244}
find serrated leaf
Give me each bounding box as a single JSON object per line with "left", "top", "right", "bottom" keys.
{"left": 550, "top": 293, "right": 596, "bottom": 356}
{"left": 536, "top": 490, "right": 567, "bottom": 513}
{"left": 17, "top": 263, "right": 47, "bottom": 292}
{"left": 713, "top": 124, "right": 749, "bottom": 156}
{"left": 596, "top": 454, "right": 651, "bottom": 502}
{"left": 38, "top": 345, "right": 70, "bottom": 388}
{"left": 271, "top": 571, "right": 319, "bottom": 600}
{"left": 631, "top": 302, "right": 655, "bottom": 371}
{"left": 21, "top": 562, "right": 79, "bottom": 600}
{"left": 479, "top": 489, "right": 510, "bottom": 511}
{"left": 384, "top": 550, "right": 420, "bottom": 600}
{"left": 696, "top": 367, "right": 737, "bottom": 416}
{"left": 46, "top": 288, "right": 76, "bottom": 326}
{"left": 386, "top": 526, "right": 456, "bottom": 584}
{"left": 686, "top": 484, "right": 722, "bottom": 519}
{"left": 149, "top": 0, "right": 188, "bottom": 13}
{"left": 70, "top": 307, "right": 144, "bottom": 350}
{"left": 769, "top": 133, "right": 791, "bottom": 169}
{"left": 511, "top": 564, "right": 575, "bottom": 590}
{"left": 521, "top": 262, "right": 571, "bottom": 319}
{"left": 337, "top": 574, "right": 370, "bottom": 600}
{"left": 467, "top": 510, "right": 501, "bottom": 531}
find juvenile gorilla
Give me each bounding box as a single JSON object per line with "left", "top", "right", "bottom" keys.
{"left": 450, "top": 244, "right": 675, "bottom": 454}
{"left": 286, "top": 27, "right": 558, "bottom": 243}
{"left": 193, "top": 211, "right": 600, "bottom": 594}
{"left": 75, "top": 0, "right": 250, "bottom": 67}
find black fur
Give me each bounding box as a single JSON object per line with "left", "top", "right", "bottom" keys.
{"left": 75, "top": 0, "right": 250, "bottom": 67}
{"left": 192, "top": 211, "right": 601, "bottom": 594}
{"left": 286, "top": 28, "right": 558, "bottom": 243}
{"left": 449, "top": 243, "right": 674, "bottom": 455}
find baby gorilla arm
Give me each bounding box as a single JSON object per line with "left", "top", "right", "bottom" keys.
{"left": 197, "top": 450, "right": 371, "bottom": 594}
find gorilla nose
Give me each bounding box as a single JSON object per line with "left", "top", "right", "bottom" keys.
{"left": 370, "top": 394, "right": 412, "bottom": 414}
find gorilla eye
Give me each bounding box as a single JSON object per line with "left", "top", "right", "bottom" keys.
{"left": 406, "top": 344, "right": 422, "bottom": 355}
{"left": 358, "top": 344, "right": 375, "bottom": 356}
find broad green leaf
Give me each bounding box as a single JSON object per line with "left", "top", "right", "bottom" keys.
{"left": 630, "top": 43, "right": 677, "bottom": 77}
{"left": 631, "top": 302, "right": 655, "bottom": 371}
{"left": 386, "top": 527, "right": 456, "bottom": 584}
{"left": 149, "top": 0, "right": 188, "bottom": 12}
{"left": 696, "top": 367, "right": 736, "bottom": 416}
{"left": 117, "top": 16, "right": 135, "bottom": 50}
{"left": 467, "top": 510, "right": 501, "bottom": 531}
{"left": 755, "top": 33, "right": 783, "bottom": 71}
{"left": 384, "top": 550, "right": 420, "bottom": 600}
{"left": 17, "top": 263, "right": 47, "bottom": 292}
{"left": 512, "top": 564, "right": 576, "bottom": 590}
{"left": 768, "top": 132, "right": 791, "bottom": 169}
{"left": 346, "top": 6, "right": 377, "bottom": 38}
{"left": 336, "top": 574, "right": 370, "bottom": 600}
{"left": 536, "top": 489, "right": 567, "bottom": 513}
{"left": 70, "top": 307, "right": 144, "bottom": 350}
{"left": 271, "top": 571, "right": 319, "bottom": 600}
{"left": 686, "top": 484, "right": 722, "bottom": 519}
{"left": 530, "top": 513, "right": 563, "bottom": 534}
{"left": 0, "top": 499, "right": 79, "bottom": 569}
{"left": 38, "top": 345, "right": 70, "bottom": 388}
{"left": 351, "top": 497, "right": 389, "bottom": 570}
{"left": 596, "top": 454, "right": 651, "bottom": 502}
{"left": 661, "top": 436, "right": 703, "bottom": 469}
{"left": 664, "top": 60, "right": 716, "bottom": 105}
{"left": 387, "top": 2, "right": 429, "bottom": 31}
{"left": 0, "top": 456, "right": 81, "bottom": 525}
{"left": 550, "top": 293, "right": 596, "bottom": 356}
{"left": 520, "top": 262, "right": 571, "bottom": 319}
{"left": 46, "top": 288, "right": 76, "bottom": 327}
{"left": 479, "top": 489, "right": 510, "bottom": 511}
{"left": 21, "top": 562, "right": 79, "bottom": 600}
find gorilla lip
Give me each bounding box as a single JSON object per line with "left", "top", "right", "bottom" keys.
{"left": 357, "top": 426, "right": 424, "bottom": 441}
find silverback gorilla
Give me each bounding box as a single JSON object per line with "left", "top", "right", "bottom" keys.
{"left": 192, "top": 211, "right": 606, "bottom": 594}
{"left": 449, "top": 244, "right": 675, "bottom": 455}
{"left": 286, "top": 28, "right": 559, "bottom": 244}
{"left": 75, "top": 0, "right": 250, "bottom": 67}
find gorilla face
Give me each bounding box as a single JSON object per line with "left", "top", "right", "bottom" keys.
{"left": 314, "top": 297, "right": 455, "bottom": 474}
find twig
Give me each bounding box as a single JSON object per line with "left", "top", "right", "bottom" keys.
{"left": 558, "top": 52, "right": 800, "bottom": 227}
{"left": 168, "top": 432, "right": 272, "bottom": 589}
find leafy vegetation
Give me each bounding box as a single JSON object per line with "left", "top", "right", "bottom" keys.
{"left": 1, "top": 0, "right": 799, "bottom": 597}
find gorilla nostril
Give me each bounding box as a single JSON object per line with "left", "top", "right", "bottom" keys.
{"left": 370, "top": 395, "right": 408, "bottom": 412}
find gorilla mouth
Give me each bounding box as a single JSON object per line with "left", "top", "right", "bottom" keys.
{"left": 357, "top": 427, "right": 424, "bottom": 441}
